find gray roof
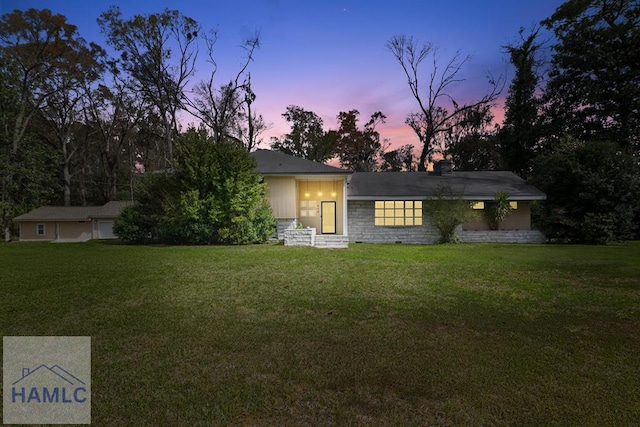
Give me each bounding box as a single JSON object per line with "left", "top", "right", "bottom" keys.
{"left": 251, "top": 149, "right": 351, "bottom": 175}
{"left": 347, "top": 171, "right": 546, "bottom": 201}
{"left": 14, "top": 201, "right": 133, "bottom": 222}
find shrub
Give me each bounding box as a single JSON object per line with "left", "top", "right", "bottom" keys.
{"left": 486, "top": 191, "right": 513, "bottom": 230}
{"left": 114, "top": 126, "right": 276, "bottom": 245}
{"left": 426, "top": 185, "right": 478, "bottom": 243}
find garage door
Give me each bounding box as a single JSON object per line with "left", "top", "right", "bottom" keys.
{"left": 98, "top": 221, "right": 116, "bottom": 239}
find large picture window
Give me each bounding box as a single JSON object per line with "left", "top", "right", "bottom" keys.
{"left": 374, "top": 201, "right": 422, "bottom": 226}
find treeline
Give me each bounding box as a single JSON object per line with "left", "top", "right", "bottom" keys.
{"left": 1, "top": 1, "right": 639, "bottom": 244}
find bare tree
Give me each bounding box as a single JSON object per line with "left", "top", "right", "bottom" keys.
{"left": 387, "top": 35, "right": 503, "bottom": 171}
{"left": 83, "top": 55, "right": 144, "bottom": 201}
{"left": 185, "top": 31, "right": 264, "bottom": 148}
{"left": 98, "top": 7, "right": 200, "bottom": 165}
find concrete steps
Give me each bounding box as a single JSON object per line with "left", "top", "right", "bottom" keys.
{"left": 314, "top": 235, "right": 349, "bottom": 249}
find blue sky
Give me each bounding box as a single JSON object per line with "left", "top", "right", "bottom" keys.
{"left": 2, "top": 0, "right": 564, "bottom": 149}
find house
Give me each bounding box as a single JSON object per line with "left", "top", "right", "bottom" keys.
{"left": 251, "top": 149, "right": 352, "bottom": 248}
{"left": 13, "top": 201, "right": 132, "bottom": 242}
{"left": 14, "top": 151, "right": 546, "bottom": 246}
{"left": 252, "top": 150, "right": 546, "bottom": 247}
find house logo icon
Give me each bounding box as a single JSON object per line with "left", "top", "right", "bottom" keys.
{"left": 3, "top": 336, "right": 91, "bottom": 424}
{"left": 11, "top": 364, "right": 88, "bottom": 404}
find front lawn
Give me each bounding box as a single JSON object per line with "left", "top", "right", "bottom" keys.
{"left": 1, "top": 242, "right": 639, "bottom": 425}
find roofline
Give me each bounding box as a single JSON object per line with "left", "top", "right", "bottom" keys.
{"left": 261, "top": 171, "right": 352, "bottom": 176}
{"left": 347, "top": 195, "right": 546, "bottom": 201}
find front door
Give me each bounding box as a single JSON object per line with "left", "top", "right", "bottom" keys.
{"left": 321, "top": 201, "right": 336, "bottom": 234}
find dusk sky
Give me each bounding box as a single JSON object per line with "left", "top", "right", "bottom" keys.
{"left": 2, "top": 0, "right": 565, "bottom": 150}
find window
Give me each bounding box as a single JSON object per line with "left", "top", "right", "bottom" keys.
{"left": 374, "top": 201, "right": 422, "bottom": 226}
{"left": 509, "top": 201, "right": 518, "bottom": 209}
{"left": 36, "top": 223, "right": 45, "bottom": 236}
{"left": 472, "top": 201, "right": 485, "bottom": 210}
{"left": 300, "top": 200, "right": 317, "bottom": 217}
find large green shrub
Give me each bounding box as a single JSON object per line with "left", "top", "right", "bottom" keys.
{"left": 114, "top": 127, "right": 276, "bottom": 244}
{"left": 531, "top": 138, "right": 640, "bottom": 244}
{"left": 426, "top": 185, "right": 478, "bottom": 243}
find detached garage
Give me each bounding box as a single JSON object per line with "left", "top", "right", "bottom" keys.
{"left": 14, "top": 201, "right": 131, "bottom": 242}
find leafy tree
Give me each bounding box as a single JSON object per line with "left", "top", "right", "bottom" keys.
{"left": 1, "top": 58, "right": 61, "bottom": 240}
{"left": 442, "top": 104, "right": 501, "bottom": 171}
{"left": 448, "top": 133, "right": 501, "bottom": 171}
{"left": 0, "top": 8, "right": 86, "bottom": 155}
{"left": 270, "top": 105, "right": 337, "bottom": 162}
{"left": 500, "top": 27, "right": 543, "bottom": 176}
{"left": 426, "top": 185, "right": 478, "bottom": 243}
{"left": 542, "top": 0, "right": 640, "bottom": 151}
{"left": 387, "top": 35, "right": 503, "bottom": 171}
{"left": 98, "top": 7, "right": 200, "bottom": 165}
{"left": 83, "top": 52, "right": 145, "bottom": 202}
{"left": 530, "top": 138, "right": 640, "bottom": 243}
{"left": 335, "top": 110, "right": 387, "bottom": 171}
{"left": 381, "top": 144, "right": 414, "bottom": 171}
{"left": 115, "top": 126, "right": 276, "bottom": 244}
{"left": 35, "top": 38, "right": 102, "bottom": 206}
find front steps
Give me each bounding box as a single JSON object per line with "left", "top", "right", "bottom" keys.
{"left": 314, "top": 234, "right": 349, "bottom": 249}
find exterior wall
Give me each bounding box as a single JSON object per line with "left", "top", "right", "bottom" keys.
{"left": 459, "top": 230, "right": 546, "bottom": 244}
{"left": 19, "top": 221, "right": 92, "bottom": 242}
{"left": 348, "top": 200, "right": 544, "bottom": 244}
{"left": 347, "top": 200, "right": 440, "bottom": 244}
{"left": 264, "top": 177, "right": 297, "bottom": 218}
{"left": 19, "top": 221, "right": 57, "bottom": 241}
{"left": 463, "top": 201, "right": 532, "bottom": 231}
{"left": 298, "top": 179, "right": 344, "bottom": 235}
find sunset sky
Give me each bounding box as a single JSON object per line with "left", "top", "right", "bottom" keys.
{"left": 2, "top": 0, "right": 564, "bottom": 150}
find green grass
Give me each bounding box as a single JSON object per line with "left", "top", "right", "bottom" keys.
{"left": 1, "top": 241, "right": 639, "bottom": 426}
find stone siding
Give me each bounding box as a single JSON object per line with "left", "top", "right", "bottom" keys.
{"left": 459, "top": 230, "right": 546, "bottom": 244}
{"left": 347, "top": 200, "right": 546, "bottom": 244}
{"left": 284, "top": 228, "right": 316, "bottom": 246}
{"left": 275, "top": 218, "right": 297, "bottom": 240}
{"left": 347, "top": 200, "right": 439, "bottom": 244}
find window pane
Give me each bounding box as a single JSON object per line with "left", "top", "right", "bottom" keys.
{"left": 394, "top": 209, "right": 403, "bottom": 217}
{"left": 414, "top": 209, "right": 421, "bottom": 218}
{"left": 375, "top": 217, "right": 384, "bottom": 226}
{"left": 384, "top": 217, "right": 394, "bottom": 226}
{"left": 375, "top": 209, "right": 385, "bottom": 218}
{"left": 415, "top": 201, "right": 422, "bottom": 209}
{"left": 395, "top": 201, "right": 403, "bottom": 208}
{"left": 375, "top": 201, "right": 384, "bottom": 209}
{"left": 385, "top": 201, "right": 394, "bottom": 209}
{"left": 405, "top": 217, "right": 414, "bottom": 226}
{"left": 415, "top": 217, "right": 423, "bottom": 226}
{"left": 385, "top": 209, "right": 394, "bottom": 217}
{"left": 473, "top": 201, "right": 485, "bottom": 210}
{"left": 510, "top": 201, "right": 518, "bottom": 209}
{"left": 395, "top": 217, "right": 405, "bottom": 226}
{"left": 406, "top": 201, "right": 413, "bottom": 209}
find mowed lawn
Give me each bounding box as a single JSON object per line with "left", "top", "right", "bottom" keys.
{"left": 1, "top": 241, "right": 639, "bottom": 426}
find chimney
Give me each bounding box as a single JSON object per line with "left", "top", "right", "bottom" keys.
{"left": 434, "top": 159, "right": 453, "bottom": 175}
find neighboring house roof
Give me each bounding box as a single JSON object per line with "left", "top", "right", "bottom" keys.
{"left": 348, "top": 171, "right": 547, "bottom": 201}
{"left": 14, "top": 201, "right": 133, "bottom": 222}
{"left": 251, "top": 149, "right": 351, "bottom": 175}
